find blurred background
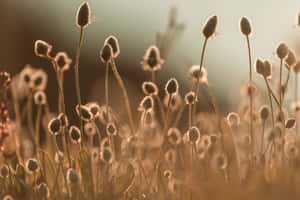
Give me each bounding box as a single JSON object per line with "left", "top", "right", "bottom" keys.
{"left": 1, "top": 0, "right": 300, "bottom": 118}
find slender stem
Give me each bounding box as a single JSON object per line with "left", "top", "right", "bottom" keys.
{"left": 192, "top": 38, "right": 208, "bottom": 121}
{"left": 151, "top": 71, "right": 156, "bottom": 83}
{"left": 279, "top": 59, "right": 283, "bottom": 107}
{"left": 165, "top": 94, "right": 173, "bottom": 129}
{"left": 74, "top": 27, "right": 85, "bottom": 149}
{"left": 110, "top": 58, "right": 135, "bottom": 134}
{"left": 264, "top": 78, "right": 275, "bottom": 127}
{"left": 246, "top": 36, "right": 254, "bottom": 151}
{"left": 296, "top": 74, "right": 299, "bottom": 133}
{"left": 35, "top": 104, "right": 42, "bottom": 157}
{"left": 265, "top": 79, "right": 280, "bottom": 107}
{"left": 173, "top": 104, "right": 186, "bottom": 128}
{"left": 207, "top": 81, "right": 220, "bottom": 122}
{"left": 188, "top": 104, "right": 192, "bottom": 128}
{"left": 260, "top": 120, "right": 265, "bottom": 155}
{"left": 105, "top": 62, "right": 110, "bottom": 122}
{"left": 154, "top": 95, "right": 167, "bottom": 126}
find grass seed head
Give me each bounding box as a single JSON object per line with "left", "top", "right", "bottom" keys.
{"left": 54, "top": 52, "right": 72, "bottom": 72}
{"left": 48, "top": 117, "right": 61, "bottom": 135}
{"left": 58, "top": 113, "right": 69, "bottom": 128}
{"left": 84, "top": 122, "right": 96, "bottom": 136}
{"left": 285, "top": 118, "right": 296, "bottom": 129}
{"left": 100, "top": 147, "right": 114, "bottom": 164}
{"left": 76, "top": 105, "right": 93, "bottom": 121}
{"left": 240, "top": 16, "right": 252, "bottom": 36}
{"left": 202, "top": 15, "right": 218, "bottom": 39}
{"left": 184, "top": 91, "right": 196, "bottom": 105}
{"left": 0, "top": 164, "right": 9, "bottom": 178}
{"left": 37, "top": 183, "right": 50, "bottom": 199}
{"left": 34, "top": 40, "right": 52, "bottom": 58}
{"left": 25, "top": 158, "right": 39, "bottom": 174}
{"left": 284, "top": 142, "right": 298, "bottom": 160}
{"left": 86, "top": 102, "right": 101, "bottom": 118}
{"left": 69, "top": 126, "right": 81, "bottom": 144}
{"left": 285, "top": 49, "right": 297, "bottom": 68}
{"left": 3, "top": 195, "right": 14, "bottom": 200}
{"left": 163, "top": 170, "right": 173, "bottom": 179}
{"left": 291, "top": 101, "right": 300, "bottom": 115}
{"left": 226, "top": 112, "right": 240, "bottom": 127}
{"left": 263, "top": 59, "right": 272, "bottom": 79}
{"left": 276, "top": 43, "right": 289, "bottom": 60}
{"left": 34, "top": 90, "right": 47, "bottom": 105}
{"left": 67, "top": 168, "right": 80, "bottom": 184}
{"left": 30, "top": 69, "right": 48, "bottom": 91}
{"left": 141, "top": 45, "right": 164, "bottom": 72}
{"left": 165, "top": 78, "right": 179, "bottom": 95}
{"left": 259, "top": 105, "right": 270, "bottom": 121}
{"left": 293, "top": 60, "right": 300, "bottom": 74}
{"left": 141, "top": 109, "right": 154, "bottom": 127}
{"left": 106, "top": 122, "right": 117, "bottom": 136}
{"left": 100, "top": 43, "right": 113, "bottom": 63}
{"left": 188, "top": 65, "right": 208, "bottom": 84}
{"left": 167, "top": 128, "right": 182, "bottom": 146}
{"left": 186, "top": 126, "right": 200, "bottom": 144}
{"left": 104, "top": 35, "right": 120, "bottom": 58}
{"left": 76, "top": 2, "right": 91, "bottom": 28}
{"left": 138, "top": 96, "right": 154, "bottom": 111}
{"left": 142, "top": 81, "right": 158, "bottom": 96}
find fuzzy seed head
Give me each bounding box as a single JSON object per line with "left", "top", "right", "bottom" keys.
{"left": 48, "top": 118, "right": 61, "bottom": 135}
{"left": 284, "top": 142, "right": 298, "bottom": 159}
{"left": 58, "top": 113, "right": 68, "bottom": 128}
{"left": 293, "top": 61, "right": 300, "bottom": 74}
{"left": 188, "top": 65, "right": 208, "bottom": 84}
{"left": 76, "top": 105, "right": 93, "bottom": 121}
{"left": 184, "top": 91, "right": 196, "bottom": 105}
{"left": 3, "top": 195, "right": 14, "bottom": 200}
{"left": 84, "top": 122, "right": 96, "bottom": 136}
{"left": 0, "top": 164, "right": 9, "bottom": 178}
{"left": 142, "top": 81, "right": 158, "bottom": 96}
{"left": 106, "top": 122, "right": 117, "bottom": 136}
{"left": 240, "top": 16, "right": 252, "bottom": 36}
{"left": 255, "top": 59, "right": 265, "bottom": 76}
{"left": 276, "top": 43, "right": 289, "bottom": 60}
{"left": 202, "top": 15, "right": 218, "bottom": 39}
{"left": 285, "top": 49, "right": 297, "bottom": 68}
{"left": 226, "top": 112, "right": 240, "bottom": 127}
{"left": 165, "top": 78, "right": 179, "bottom": 95}
{"left": 167, "top": 128, "right": 182, "bottom": 146}
{"left": 186, "top": 126, "right": 200, "bottom": 143}
{"left": 67, "top": 168, "right": 80, "bottom": 184}
{"left": 34, "top": 40, "right": 52, "bottom": 58}
{"left": 141, "top": 109, "right": 154, "bottom": 127}
{"left": 86, "top": 102, "right": 100, "bottom": 118}
{"left": 25, "top": 158, "right": 39, "bottom": 174}
{"left": 38, "top": 183, "right": 50, "bottom": 199}
{"left": 263, "top": 59, "right": 272, "bottom": 79}
{"left": 163, "top": 170, "right": 172, "bottom": 179}
{"left": 69, "top": 126, "right": 81, "bottom": 144}
{"left": 34, "top": 90, "right": 47, "bottom": 105}
{"left": 100, "top": 147, "right": 114, "bottom": 164}
{"left": 31, "top": 69, "right": 48, "bottom": 91}
{"left": 138, "top": 96, "right": 154, "bottom": 111}
{"left": 291, "top": 101, "right": 300, "bottom": 115}
{"left": 285, "top": 118, "right": 296, "bottom": 129}
{"left": 104, "top": 35, "right": 120, "bottom": 58}
{"left": 259, "top": 105, "right": 270, "bottom": 121}
{"left": 100, "top": 43, "right": 113, "bottom": 63}
{"left": 141, "top": 45, "right": 164, "bottom": 72}
{"left": 76, "top": 2, "right": 91, "bottom": 28}
{"left": 54, "top": 52, "right": 72, "bottom": 72}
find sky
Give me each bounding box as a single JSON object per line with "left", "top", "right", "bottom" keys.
{"left": 7, "top": 0, "right": 300, "bottom": 104}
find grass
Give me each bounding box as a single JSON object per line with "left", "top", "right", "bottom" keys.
{"left": 1, "top": 2, "right": 300, "bottom": 200}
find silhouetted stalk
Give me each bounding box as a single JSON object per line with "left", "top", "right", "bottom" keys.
{"left": 296, "top": 74, "right": 299, "bottom": 133}
{"left": 154, "top": 95, "right": 167, "bottom": 126}
{"left": 105, "top": 62, "right": 110, "bottom": 121}
{"left": 264, "top": 78, "right": 275, "bottom": 127}
{"left": 192, "top": 38, "right": 208, "bottom": 119}
{"left": 34, "top": 104, "right": 42, "bottom": 157}
{"left": 74, "top": 27, "right": 85, "bottom": 149}
{"left": 110, "top": 58, "right": 135, "bottom": 133}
